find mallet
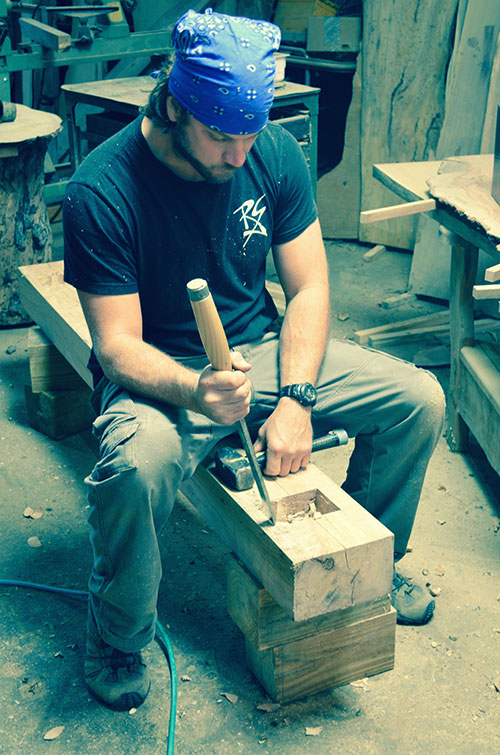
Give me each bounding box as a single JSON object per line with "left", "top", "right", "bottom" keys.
{"left": 214, "top": 429, "right": 349, "bottom": 491}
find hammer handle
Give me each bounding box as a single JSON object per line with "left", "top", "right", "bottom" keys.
{"left": 186, "top": 278, "right": 232, "bottom": 371}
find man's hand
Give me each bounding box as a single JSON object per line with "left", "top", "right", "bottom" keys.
{"left": 195, "top": 351, "right": 252, "bottom": 425}
{"left": 254, "top": 398, "right": 313, "bottom": 476}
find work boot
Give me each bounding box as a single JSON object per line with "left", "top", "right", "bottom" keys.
{"left": 85, "top": 630, "right": 151, "bottom": 711}
{"left": 391, "top": 571, "right": 435, "bottom": 626}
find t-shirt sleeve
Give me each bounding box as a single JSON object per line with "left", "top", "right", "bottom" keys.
{"left": 271, "top": 128, "right": 318, "bottom": 246}
{"left": 63, "top": 182, "right": 139, "bottom": 295}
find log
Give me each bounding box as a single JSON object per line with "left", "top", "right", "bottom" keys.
{"left": 0, "top": 105, "right": 61, "bottom": 325}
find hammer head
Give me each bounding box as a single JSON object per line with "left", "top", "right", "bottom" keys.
{"left": 214, "top": 446, "right": 256, "bottom": 491}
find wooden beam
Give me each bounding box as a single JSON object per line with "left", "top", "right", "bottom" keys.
{"left": 354, "top": 311, "right": 450, "bottom": 345}
{"left": 18, "top": 262, "right": 93, "bottom": 388}
{"left": 227, "top": 554, "right": 392, "bottom": 651}
{"left": 484, "top": 263, "right": 500, "bottom": 282}
{"left": 19, "top": 17, "right": 71, "bottom": 52}
{"left": 360, "top": 198, "right": 436, "bottom": 224}
{"left": 245, "top": 609, "right": 396, "bottom": 703}
{"left": 181, "top": 462, "right": 393, "bottom": 621}
{"left": 472, "top": 283, "right": 500, "bottom": 300}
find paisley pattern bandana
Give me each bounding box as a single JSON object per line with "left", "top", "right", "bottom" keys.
{"left": 169, "top": 8, "right": 281, "bottom": 135}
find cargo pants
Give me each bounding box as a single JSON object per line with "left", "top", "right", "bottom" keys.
{"left": 85, "top": 333, "right": 445, "bottom": 652}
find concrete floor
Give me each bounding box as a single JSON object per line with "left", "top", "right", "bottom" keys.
{"left": 0, "top": 240, "right": 499, "bottom": 754}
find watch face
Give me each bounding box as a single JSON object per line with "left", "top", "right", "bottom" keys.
{"left": 292, "top": 383, "right": 316, "bottom": 406}
{"left": 301, "top": 384, "right": 316, "bottom": 404}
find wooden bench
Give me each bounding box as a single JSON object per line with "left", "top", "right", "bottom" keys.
{"left": 19, "top": 260, "right": 396, "bottom": 702}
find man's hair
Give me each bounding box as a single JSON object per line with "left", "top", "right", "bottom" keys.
{"left": 141, "top": 72, "right": 189, "bottom": 133}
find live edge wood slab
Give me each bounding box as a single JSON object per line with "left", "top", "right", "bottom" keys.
{"left": 18, "top": 260, "right": 394, "bottom": 623}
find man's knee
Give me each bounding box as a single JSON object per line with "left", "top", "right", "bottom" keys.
{"left": 404, "top": 367, "right": 446, "bottom": 436}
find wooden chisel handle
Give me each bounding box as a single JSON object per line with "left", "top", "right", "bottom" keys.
{"left": 186, "top": 278, "right": 232, "bottom": 371}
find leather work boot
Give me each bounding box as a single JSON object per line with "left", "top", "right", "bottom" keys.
{"left": 85, "top": 631, "right": 151, "bottom": 711}
{"left": 391, "top": 571, "right": 435, "bottom": 625}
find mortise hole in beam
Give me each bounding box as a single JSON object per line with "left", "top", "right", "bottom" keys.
{"left": 273, "top": 489, "right": 339, "bottom": 523}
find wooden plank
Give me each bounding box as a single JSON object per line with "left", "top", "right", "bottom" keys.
{"left": 354, "top": 310, "right": 450, "bottom": 345}
{"left": 19, "top": 17, "right": 71, "bottom": 52}
{"left": 363, "top": 244, "right": 386, "bottom": 263}
{"left": 360, "top": 0, "right": 458, "bottom": 248}
{"left": 181, "top": 462, "right": 393, "bottom": 622}
{"left": 485, "top": 263, "right": 500, "bottom": 282}
{"left": 28, "top": 326, "right": 89, "bottom": 392}
{"left": 245, "top": 608, "right": 396, "bottom": 703}
{"left": 459, "top": 345, "right": 500, "bottom": 475}
{"left": 227, "top": 554, "right": 392, "bottom": 651}
{"left": 368, "top": 317, "right": 500, "bottom": 347}
{"left": 18, "top": 261, "right": 93, "bottom": 388}
{"left": 472, "top": 283, "right": 500, "bottom": 299}
{"left": 427, "top": 155, "right": 500, "bottom": 244}
{"left": 360, "top": 199, "right": 436, "bottom": 225}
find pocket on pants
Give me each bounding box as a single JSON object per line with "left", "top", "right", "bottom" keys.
{"left": 91, "top": 407, "right": 139, "bottom": 482}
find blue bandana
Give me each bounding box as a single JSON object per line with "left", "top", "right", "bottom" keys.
{"left": 169, "top": 9, "right": 281, "bottom": 135}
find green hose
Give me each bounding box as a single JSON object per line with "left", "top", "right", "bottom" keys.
{"left": 0, "top": 579, "right": 177, "bottom": 754}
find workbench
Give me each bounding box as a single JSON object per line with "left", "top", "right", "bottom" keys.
{"left": 61, "top": 77, "right": 320, "bottom": 188}
{"left": 373, "top": 157, "right": 500, "bottom": 476}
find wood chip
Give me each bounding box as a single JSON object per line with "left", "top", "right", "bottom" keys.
{"left": 220, "top": 692, "right": 238, "bottom": 704}
{"left": 428, "top": 585, "right": 441, "bottom": 597}
{"left": 27, "top": 536, "right": 42, "bottom": 548}
{"left": 350, "top": 678, "right": 369, "bottom": 689}
{"left": 181, "top": 675, "right": 192, "bottom": 682}
{"left": 256, "top": 702, "right": 281, "bottom": 713}
{"left": 337, "top": 313, "right": 350, "bottom": 321}
{"left": 43, "top": 725, "right": 64, "bottom": 741}
{"left": 23, "top": 507, "right": 44, "bottom": 519}
{"left": 305, "top": 726, "right": 323, "bottom": 736}
{"left": 129, "top": 708, "right": 137, "bottom": 715}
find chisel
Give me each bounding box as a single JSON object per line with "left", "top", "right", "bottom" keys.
{"left": 186, "top": 278, "right": 275, "bottom": 525}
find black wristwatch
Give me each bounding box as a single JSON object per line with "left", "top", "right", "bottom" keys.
{"left": 279, "top": 383, "right": 317, "bottom": 407}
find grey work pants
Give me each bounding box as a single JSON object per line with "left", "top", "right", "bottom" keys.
{"left": 85, "top": 334, "right": 445, "bottom": 652}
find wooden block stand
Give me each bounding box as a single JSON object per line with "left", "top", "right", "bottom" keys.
{"left": 228, "top": 555, "right": 395, "bottom": 703}
{"left": 24, "top": 327, "right": 95, "bottom": 440}
{"left": 18, "top": 260, "right": 397, "bottom": 701}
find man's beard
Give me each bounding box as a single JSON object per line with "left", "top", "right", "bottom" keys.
{"left": 171, "top": 122, "right": 237, "bottom": 184}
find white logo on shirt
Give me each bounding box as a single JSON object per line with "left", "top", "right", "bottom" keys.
{"left": 233, "top": 195, "right": 268, "bottom": 248}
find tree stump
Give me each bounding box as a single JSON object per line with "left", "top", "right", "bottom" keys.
{"left": 0, "top": 104, "right": 62, "bottom": 325}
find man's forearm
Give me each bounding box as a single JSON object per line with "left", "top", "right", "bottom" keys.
{"left": 95, "top": 333, "right": 201, "bottom": 410}
{"left": 278, "top": 283, "right": 330, "bottom": 387}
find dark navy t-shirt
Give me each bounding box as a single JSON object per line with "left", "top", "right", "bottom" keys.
{"left": 63, "top": 117, "right": 317, "bottom": 379}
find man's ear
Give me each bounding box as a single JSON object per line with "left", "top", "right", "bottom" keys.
{"left": 166, "top": 96, "right": 181, "bottom": 123}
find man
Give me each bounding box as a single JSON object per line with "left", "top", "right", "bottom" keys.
{"left": 63, "top": 9, "right": 445, "bottom": 712}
